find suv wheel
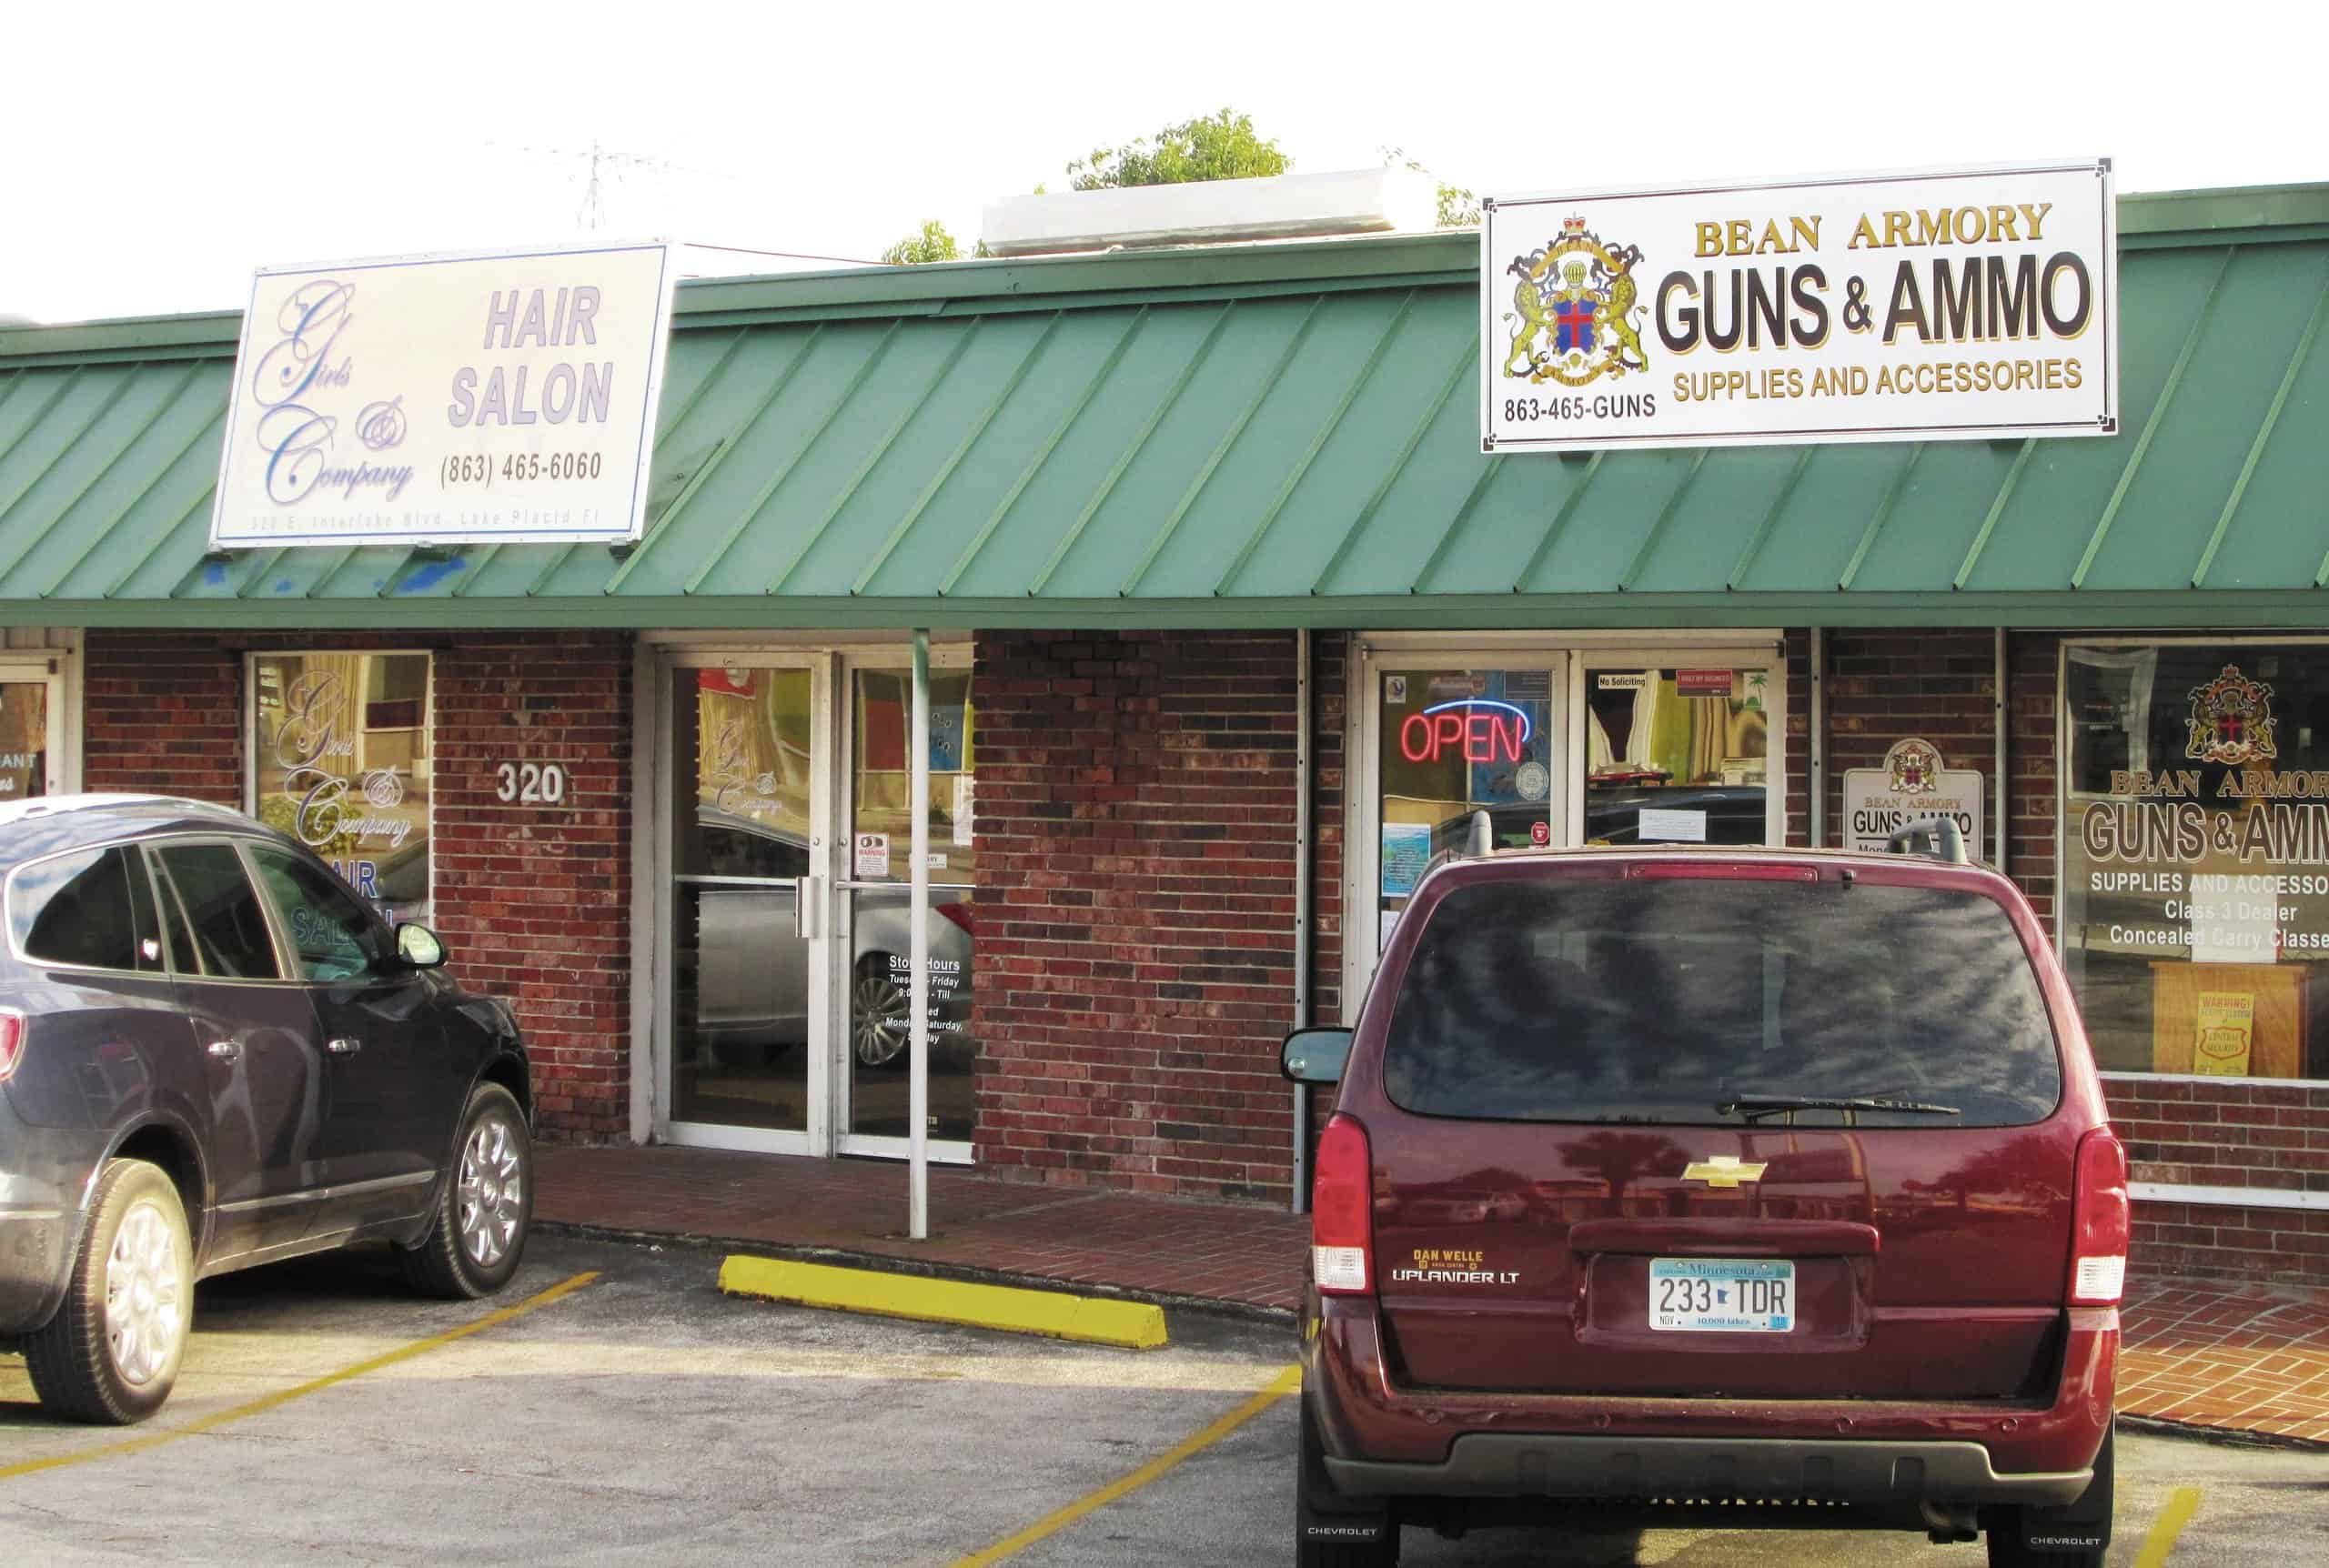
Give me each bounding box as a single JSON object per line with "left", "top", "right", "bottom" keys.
{"left": 398, "top": 1083, "right": 531, "bottom": 1299}
{"left": 852, "top": 956, "right": 911, "bottom": 1070}
{"left": 1297, "top": 1395, "right": 1398, "bottom": 1567}
{"left": 24, "top": 1158, "right": 192, "bottom": 1424}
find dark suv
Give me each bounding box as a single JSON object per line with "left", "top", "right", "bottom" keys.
{"left": 0, "top": 795, "right": 534, "bottom": 1423}
{"left": 1284, "top": 841, "right": 2123, "bottom": 1566}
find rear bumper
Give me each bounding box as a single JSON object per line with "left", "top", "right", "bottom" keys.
{"left": 1306, "top": 1296, "right": 2117, "bottom": 1507}
{"left": 1325, "top": 1433, "right": 2090, "bottom": 1508}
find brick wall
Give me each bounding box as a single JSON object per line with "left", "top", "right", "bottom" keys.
{"left": 82, "top": 628, "right": 632, "bottom": 1141}
{"left": 973, "top": 630, "right": 1300, "bottom": 1201}
{"left": 1819, "top": 628, "right": 2000, "bottom": 850}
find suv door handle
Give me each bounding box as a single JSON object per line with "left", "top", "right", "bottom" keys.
{"left": 327, "top": 1037, "right": 362, "bottom": 1055}
{"left": 207, "top": 1040, "right": 241, "bottom": 1062}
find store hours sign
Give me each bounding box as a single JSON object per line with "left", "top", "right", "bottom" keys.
{"left": 1482, "top": 161, "right": 2116, "bottom": 452}
{"left": 212, "top": 240, "right": 675, "bottom": 548}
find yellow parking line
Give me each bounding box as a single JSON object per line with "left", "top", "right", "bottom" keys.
{"left": 0, "top": 1269, "right": 600, "bottom": 1483}
{"left": 944, "top": 1364, "right": 1299, "bottom": 1568}
{"left": 2133, "top": 1485, "right": 2202, "bottom": 1568}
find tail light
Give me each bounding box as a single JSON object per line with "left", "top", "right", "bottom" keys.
{"left": 937, "top": 902, "right": 975, "bottom": 937}
{"left": 0, "top": 1010, "right": 24, "bottom": 1081}
{"left": 1312, "top": 1113, "right": 1375, "bottom": 1296}
{"left": 2068, "top": 1128, "right": 2129, "bottom": 1305}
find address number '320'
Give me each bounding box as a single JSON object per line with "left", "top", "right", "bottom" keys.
{"left": 494, "top": 761, "right": 570, "bottom": 805}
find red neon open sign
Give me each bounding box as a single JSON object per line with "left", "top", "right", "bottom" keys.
{"left": 1399, "top": 699, "right": 1534, "bottom": 764}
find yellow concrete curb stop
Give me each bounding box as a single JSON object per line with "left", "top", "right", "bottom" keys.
{"left": 718, "top": 1256, "right": 1169, "bottom": 1351}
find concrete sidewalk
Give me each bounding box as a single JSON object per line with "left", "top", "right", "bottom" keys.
{"left": 535, "top": 1144, "right": 2326, "bottom": 1445}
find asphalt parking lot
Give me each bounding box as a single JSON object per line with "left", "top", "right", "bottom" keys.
{"left": 1, "top": 1233, "right": 2322, "bottom": 1566}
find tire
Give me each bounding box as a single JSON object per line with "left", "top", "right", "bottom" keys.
{"left": 1297, "top": 1394, "right": 1398, "bottom": 1567}
{"left": 398, "top": 1083, "right": 531, "bottom": 1300}
{"left": 23, "top": 1159, "right": 193, "bottom": 1424}
{"left": 1986, "top": 1428, "right": 2112, "bottom": 1568}
{"left": 851, "top": 955, "right": 912, "bottom": 1070}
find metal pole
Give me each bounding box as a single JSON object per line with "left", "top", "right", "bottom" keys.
{"left": 1808, "top": 628, "right": 1826, "bottom": 848}
{"left": 1994, "top": 627, "right": 2009, "bottom": 869}
{"left": 909, "top": 629, "right": 932, "bottom": 1241}
{"left": 1291, "top": 628, "right": 1312, "bottom": 1215}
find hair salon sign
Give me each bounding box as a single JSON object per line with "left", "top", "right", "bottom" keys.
{"left": 211, "top": 240, "right": 675, "bottom": 548}
{"left": 1482, "top": 161, "right": 2116, "bottom": 453}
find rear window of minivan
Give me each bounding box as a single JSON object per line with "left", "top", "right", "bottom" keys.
{"left": 1383, "top": 876, "right": 2062, "bottom": 1128}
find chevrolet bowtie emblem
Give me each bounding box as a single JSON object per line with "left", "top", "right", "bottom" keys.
{"left": 1681, "top": 1155, "right": 1768, "bottom": 1188}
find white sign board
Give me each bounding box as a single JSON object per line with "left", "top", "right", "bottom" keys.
{"left": 212, "top": 239, "right": 675, "bottom": 548}
{"left": 1845, "top": 738, "right": 1985, "bottom": 853}
{"left": 1482, "top": 161, "right": 2115, "bottom": 453}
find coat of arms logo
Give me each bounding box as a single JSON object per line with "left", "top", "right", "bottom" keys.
{"left": 1502, "top": 216, "right": 1648, "bottom": 386}
{"left": 2186, "top": 664, "right": 2278, "bottom": 766}
{"left": 1884, "top": 738, "right": 1941, "bottom": 795}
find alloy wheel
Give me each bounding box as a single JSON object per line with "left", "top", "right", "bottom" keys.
{"left": 457, "top": 1114, "right": 525, "bottom": 1268}
{"left": 104, "top": 1199, "right": 184, "bottom": 1388}
{"left": 852, "top": 967, "right": 911, "bottom": 1067}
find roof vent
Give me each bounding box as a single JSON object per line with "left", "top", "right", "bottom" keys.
{"left": 980, "top": 166, "right": 1441, "bottom": 258}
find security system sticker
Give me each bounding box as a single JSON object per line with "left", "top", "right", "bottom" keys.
{"left": 853, "top": 832, "right": 892, "bottom": 878}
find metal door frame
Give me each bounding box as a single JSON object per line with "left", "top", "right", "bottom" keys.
{"left": 650, "top": 648, "right": 838, "bottom": 1157}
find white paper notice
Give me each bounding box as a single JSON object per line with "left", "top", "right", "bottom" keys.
{"left": 953, "top": 775, "right": 974, "bottom": 847}
{"left": 853, "top": 832, "right": 892, "bottom": 878}
{"left": 1380, "top": 909, "right": 1401, "bottom": 952}
{"left": 1638, "top": 808, "right": 1709, "bottom": 843}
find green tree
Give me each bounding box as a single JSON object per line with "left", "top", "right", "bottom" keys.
{"left": 1067, "top": 108, "right": 1288, "bottom": 191}
{"left": 882, "top": 219, "right": 962, "bottom": 266}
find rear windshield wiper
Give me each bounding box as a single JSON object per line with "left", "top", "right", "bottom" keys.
{"left": 1716, "top": 1094, "right": 1961, "bottom": 1123}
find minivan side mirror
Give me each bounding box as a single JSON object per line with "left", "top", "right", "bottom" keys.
{"left": 397, "top": 923, "right": 448, "bottom": 970}
{"left": 1281, "top": 1027, "right": 1355, "bottom": 1085}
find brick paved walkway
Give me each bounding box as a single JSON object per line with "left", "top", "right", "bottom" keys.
{"left": 2119, "top": 1278, "right": 2329, "bottom": 1445}
{"left": 536, "top": 1145, "right": 2326, "bottom": 1443}
{"left": 535, "top": 1145, "right": 1308, "bottom": 1312}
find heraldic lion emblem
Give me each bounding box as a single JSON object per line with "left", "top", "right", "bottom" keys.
{"left": 1503, "top": 215, "right": 1649, "bottom": 386}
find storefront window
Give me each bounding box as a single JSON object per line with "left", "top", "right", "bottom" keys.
{"left": 251, "top": 652, "right": 432, "bottom": 927}
{"left": 1583, "top": 667, "right": 1770, "bottom": 845}
{"left": 2062, "top": 641, "right": 2329, "bottom": 1081}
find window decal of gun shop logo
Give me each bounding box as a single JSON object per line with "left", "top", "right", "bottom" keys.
{"left": 2186, "top": 665, "right": 2278, "bottom": 767}
{"left": 1503, "top": 216, "right": 1648, "bottom": 387}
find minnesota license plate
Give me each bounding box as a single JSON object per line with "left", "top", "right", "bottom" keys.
{"left": 1648, "top": 1258, "right": 1795, "bottom": 1332}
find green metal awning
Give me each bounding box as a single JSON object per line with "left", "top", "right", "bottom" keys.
{"left": 2, "top": 186, "right": 2326, "bottom": 630}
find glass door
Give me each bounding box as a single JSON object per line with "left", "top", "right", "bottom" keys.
{"left": 836, "top": 654, "right": 976, "bottom": 1161}
{"left": 1365, "top": 657, "right": 1566, "bottom": 960}
{"left": 0, "top": 671, "right": 61, "bottom": 801}
{"left": 662, "top": 657, "right": 832, "bottom": 1152}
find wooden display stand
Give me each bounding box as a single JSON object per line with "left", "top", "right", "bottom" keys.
{"left": 2149, "top": 962, "right": 2307, "bottom": 1078}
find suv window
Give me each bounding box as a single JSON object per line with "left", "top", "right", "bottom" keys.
{"left": 8, "top": 846, "right": 164, "bottom": 972}
{"left": 151, "top": 842, "right": 281, "bottom": 980}
{"left": 1383, "top": 876, "right": 2062, "bottom": 1128}
{"left": 247, "top": 845, "right": 390, "bottom": 983}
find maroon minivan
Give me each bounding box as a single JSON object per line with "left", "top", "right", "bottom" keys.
{"left": 1283, "top": 842, "right": 2123, "bottom": 1567}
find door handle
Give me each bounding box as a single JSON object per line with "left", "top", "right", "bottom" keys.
{"left": 207, "top": 1040, "right": 241, "bottom": 1062}
{"left": 791, "top": 877, "right": 813, "bottom": 940}
{"left": 328, "top": 1037, "right": 362, "bottom": 1055}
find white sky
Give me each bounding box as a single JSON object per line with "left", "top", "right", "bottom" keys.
{"left": 5, "top": 1, "right": 2324, "bottom": 325}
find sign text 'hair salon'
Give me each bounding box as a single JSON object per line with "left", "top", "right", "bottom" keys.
{"left": 1482, "top": 162, "right": 2117, "bottom": 452}
{"left": 211, "top": 240, "right": 675, "bottom": 548}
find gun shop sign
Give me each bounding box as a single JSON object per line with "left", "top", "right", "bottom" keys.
{"left": 1480, "top": 161, "right": 2117, "bottom": 452}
